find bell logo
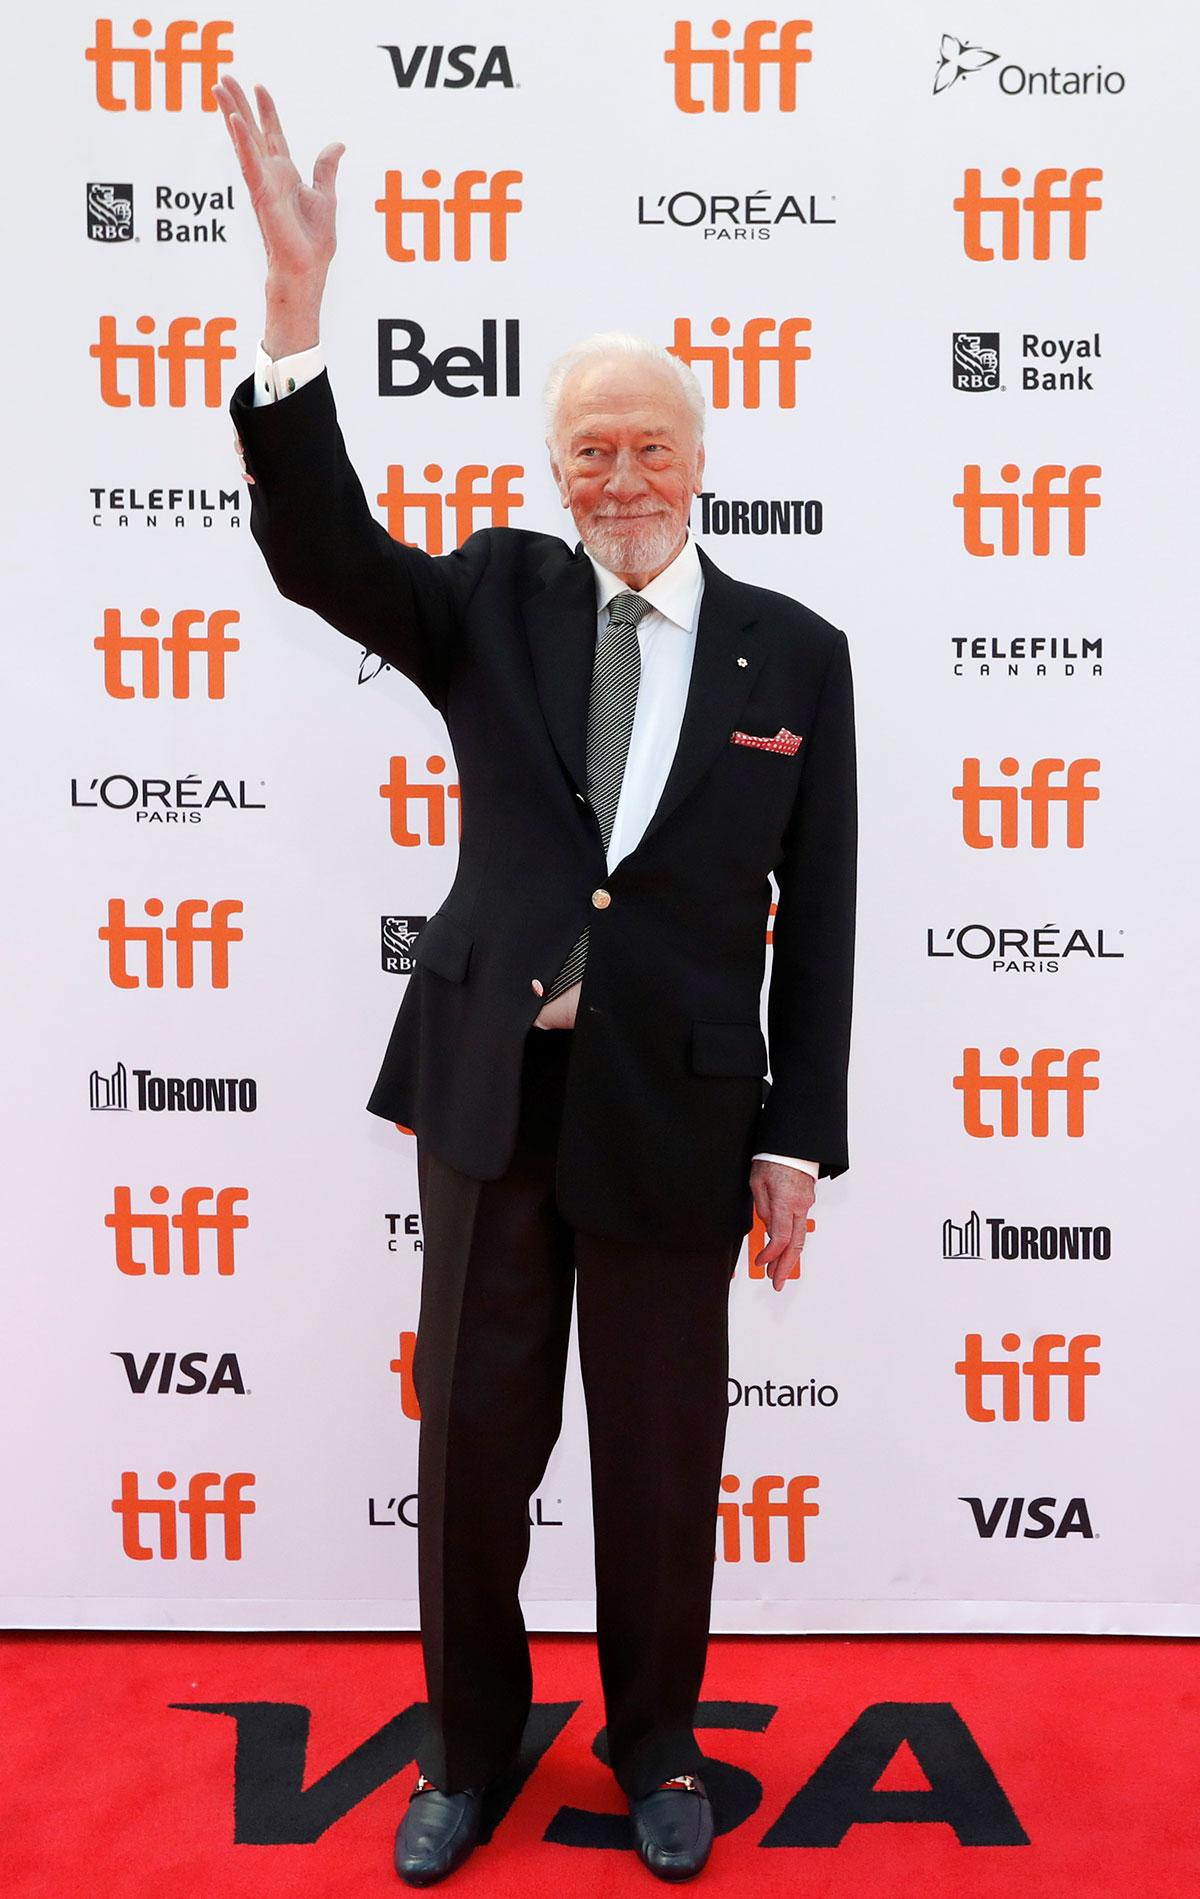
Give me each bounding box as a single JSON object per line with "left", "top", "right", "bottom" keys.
{"left": 112, "top": 1471, "right": 255, "bottom": 1559}
{"left": 380, "top": 465, "right": 524, "bottom": 553}
{"left": 99, "top": 898, "right": 244, "bottom": 988}
{"left": 390, "top": 1330, "right": 421, "bottom": 1420}
{"left": 95, "top": 607, "right": 240, "bottom": 698}
{"left": 718, "top": 1473, "right": 819, "bottom": 1561}
{"left": 668, "top": 317, "right": 811, "bottom": 408}
{"left": 954, "top": 1047, "right": 1099, "bottom": 1139}
{"left": 954, "top": 464, "right": 1101, "bottom": 557}
{"left": 375, "top": 170, "right": 523, "bottom": 262}
{"left": 91, "top": 314, "right": 237, "bottom": 407}
{"left": 955, "top": 167, "right": 1103, "bottom": 260}
{"left": 85, "top": 18, "right": 233, "bottom": 111}
{"left": 954, "top": 757, "right": 1100, "bottom": 848}
{"left": 379, "top": 756, "right": 462, "bottom": 847}
{"left": 665, "top": 19, "right": 813, "bottom": 112}
{"left": 106, "top": 1185, "right": 249, "bottom": 1276}
{"left": 956, "top": 1333, "right": 1101, "bottom": 1422}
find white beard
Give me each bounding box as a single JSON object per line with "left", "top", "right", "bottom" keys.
{"left": 582, "top": 512, "right": 682, "bottom": 579}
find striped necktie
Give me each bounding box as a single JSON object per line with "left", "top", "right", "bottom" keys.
{"left": 543, "top": 589, "right": 652, "bottom": 1000}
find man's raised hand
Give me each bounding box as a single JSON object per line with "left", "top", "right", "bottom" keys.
{"left": 213, "top": 76, "right": 344, "bottom": 287}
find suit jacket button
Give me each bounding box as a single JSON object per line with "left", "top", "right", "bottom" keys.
{"left": 591, "top": 888, "right": 611, "bottom": 909}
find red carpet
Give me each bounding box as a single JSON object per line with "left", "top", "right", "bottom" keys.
{"left": 2, "top": 1632, "right": 1195, "bottom": 1896}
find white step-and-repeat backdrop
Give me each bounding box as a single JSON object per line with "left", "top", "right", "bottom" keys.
{"left": 3, "top": 2, "right": 1196, "bottom": 1632}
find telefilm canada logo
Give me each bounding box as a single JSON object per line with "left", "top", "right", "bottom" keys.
{"left": 382, "top": 916, "right": 427, "bottom": 974}
{"left": 933, "top": 33, "right": 1126, "bottom": 97}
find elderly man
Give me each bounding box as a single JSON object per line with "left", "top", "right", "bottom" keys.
{"left": 217, "top": 78, "right": 856, "bottom": 1886}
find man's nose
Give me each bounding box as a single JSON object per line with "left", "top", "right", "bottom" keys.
{"left": 605, "top": 452, "right": 648, "bottom": 498}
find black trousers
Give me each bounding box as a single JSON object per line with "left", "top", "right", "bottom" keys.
{"left": 411, "top": 1022, "right": 740, "bottom": 1801}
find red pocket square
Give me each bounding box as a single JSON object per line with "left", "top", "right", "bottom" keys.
{"left": 730, "top": 726, "right": 803, "bottom": 755}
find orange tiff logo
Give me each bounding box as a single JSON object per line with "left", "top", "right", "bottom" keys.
{"left": 956, "top": 1333, "right": 1101, "bottom": 1422}
{"left": 665, "top": 19, "right": 812, "bottom": 111}
{"left": 954, "top": 1048, "right": 1100, "bottom": 1139}
{"left": 391, "top": 1330, "right": 421, "bottom": 1420}
{"left": 112, "top": 1472, "right": 255, "bottom": 1559}
{"left": 379, "top": 756, "right": 462, "bottom": 846}
{"left": 718, "top": 1474, "right": 819, "bottom": 1561}
{"left": 86, "top": 17, "right": 233, "bottom": 110}
{"left": 954, "top": 464, "right": 1101, "bottom": 556}
{"left": 668, "top": 317, "right": 811, "bottom": 408}
{"left": 99, "top": 898, "right": 244, "bottom": 987}
{"left": 380, "top": 465, "right": 524, "bottom": 553}
{"left": 96, "top": 607, "right": 240, "bottom": 698}
{"left": 91, "top": 315, "right": 237, "bottom": 406}
{"left": 375, "top": 170, "right": 523, "bottom": 260}
{"left": 106, "top": 1185, "right": 249, "bottom": 1276}
{"left": 955, "top": 167, "right": 1103, "bottom": 261}
{"left": 954, "top": 757, "right": 1099, "bottom": 848}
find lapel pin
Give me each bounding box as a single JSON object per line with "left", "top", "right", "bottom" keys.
{"left": 737, "top": 655, "right": 747, "bottom": 667}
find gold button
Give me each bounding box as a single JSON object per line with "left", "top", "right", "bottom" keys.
{"left": 591, "top": 888, "right": 611, "bottom": 909}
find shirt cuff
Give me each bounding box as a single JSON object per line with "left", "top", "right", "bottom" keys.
{"left": 752, "top": 1153, "right": 819, "bottom": 1181}
{"left": 252, "top": 337, "right": 326, "bottom": 406}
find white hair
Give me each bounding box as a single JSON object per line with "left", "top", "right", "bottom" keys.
{"left": 542, "top": 331, "right": 706, "bottom": 448}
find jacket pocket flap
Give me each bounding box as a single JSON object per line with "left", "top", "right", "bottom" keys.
{"left": 691, "top": 1020, "right": 768, "bottom": 1076}
{"left": 412, "top": 911, "right": 473, "bottom": 983}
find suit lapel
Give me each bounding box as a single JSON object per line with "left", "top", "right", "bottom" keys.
{"left": 521, "top": 538, "right": 766, "bottom": 846}
{"left": 522, "top": 541, "right": 596, "bottom": 797}
{"left": 633, "top": 544, "right": 765, "bottom": 854}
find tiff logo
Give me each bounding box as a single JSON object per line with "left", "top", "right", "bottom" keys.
{"left": 391, "top": 1330, "right": 420, "bottom": 1420}
{"left": 379, "top": 756, "right": 462, "bottom": 846}
{"left": 954, "top": 464, "right": 1101, "bottom": 556}
{"left": 91, "top": 315, "right": 238, "bottom": 406}
{"left": 91, "top": 1060, "right": 129, "bottom": 1111}
{"left": 99, "top": 898, "right": 244, "bottom": 988}
{"left": 380, "top": 464, "right": 524, "bottom": 554}
{"left": 718, "top": 1474, "right": 819, "bottom": 1561}
{"left": 954, "top": 1048, "right": 1099, "bottom": 1139}
{"left": 665, "top": 19, "right": 813, "bottom": 112}
{"left": 106, "top": 1185, "right": 249, "bottom": 1276}
{"left": 112, "top": 1471, "right": 254, "bottom": 1559}
{"left": 96, "top": 607, "right": 240, "bottom": 699}
{"left": 954, "top": 758, "right": 1100, "bottom": 849}
{"left": 668, "top": 317, "right": 811, "bottom": 408}
{"left": 376, "top": 170, "right": 523, "bottom": 261}
{"left": 86, "top": 18, "right": 233, "bottom": 111}
{"left": 956, "top": 1333, "right": 1100, "bottom": 1422}
{"left": 955, "top": 167, "right": 1103, "bottom": 261}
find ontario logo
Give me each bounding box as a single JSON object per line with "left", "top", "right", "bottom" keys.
{"left": 934, "top": 32, "right": 1126, "bottom": 97}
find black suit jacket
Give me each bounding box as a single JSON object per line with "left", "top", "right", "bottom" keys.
{"left": 229, "top": 368, "right": 856, "bottom": 1249}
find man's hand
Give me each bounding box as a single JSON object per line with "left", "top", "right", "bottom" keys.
{"left": 749, "top": 1158, "right": 816, "bottom": 1291}
{"left": 212, "top": 75, "right": 344, "bottom": 355}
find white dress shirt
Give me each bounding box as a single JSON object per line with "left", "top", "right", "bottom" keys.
{"left": 247, "top": 340, "right": 818, "bottom": 1182}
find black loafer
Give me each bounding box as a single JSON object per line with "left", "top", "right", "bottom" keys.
{"left": 629, "top": 1773, "right": 715, "bottom": 1881}
{"left": 394, "top": 1773, "right": 484, "bottom": 1886}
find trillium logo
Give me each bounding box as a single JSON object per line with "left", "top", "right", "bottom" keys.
{"left": 934, "top": 33, "right": 1000, "bottom": 93}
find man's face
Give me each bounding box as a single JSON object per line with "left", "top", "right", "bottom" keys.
{"left": 548, "top": 357, "right": 705, "bottom": 579}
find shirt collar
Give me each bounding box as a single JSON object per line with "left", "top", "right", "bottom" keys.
{"left": 584, "top": 530, "right": 703, "bottom": 635}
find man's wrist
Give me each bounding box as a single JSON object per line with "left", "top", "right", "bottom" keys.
{"left": 263, "top": 275, "right": 326, "bottom": 359}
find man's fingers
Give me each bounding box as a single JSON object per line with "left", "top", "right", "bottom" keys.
{"left": 312, "top": 142, "right": 346, "bottom": 197}
{"left": 254, "top": 82, "right": 292, "bottom": 161}
{"left": 222, "top": 110, "right": 264, "bottom": 196}
{"left": 219, "top": 75, "right": 265, "bottom": 153}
